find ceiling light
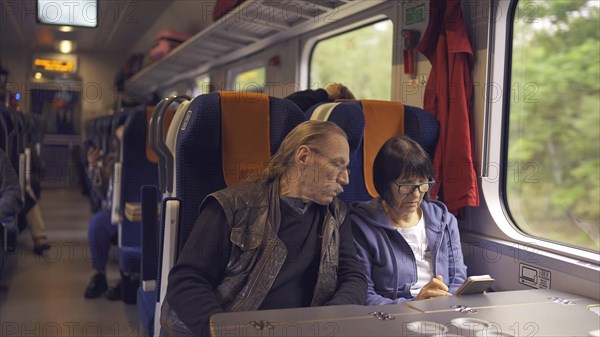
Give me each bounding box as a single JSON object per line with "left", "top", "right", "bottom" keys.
{"left": 59, "top": 40, "right": 73, "bottom": 53}
{"left": 59, "top": 26, "right": 73, "bottom": 32}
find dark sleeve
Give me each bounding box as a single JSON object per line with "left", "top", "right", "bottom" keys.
{"left": 165, "top": 198, "right": 231, "bottom": 337}
{"left": 324, "top": 214, "right": 367, "bottom": 306}
{"left": 284, "top": 88, "right": 329, "bottom": 113}
{"left": 0, "top": 150, "right": 23, "bottom": 218}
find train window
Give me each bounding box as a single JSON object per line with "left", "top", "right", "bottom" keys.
{"left": 506, "top": 0, "right": 599, "bottom": 251}
{"left": 231, "top": 67, "right": 266, "bottom": 92}
{"left": 309, "top": 20, "right": 393, "bottom": 100}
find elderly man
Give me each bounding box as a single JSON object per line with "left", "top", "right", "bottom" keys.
{"left": 161, "top": 120, "right": 367, "bottom": 336}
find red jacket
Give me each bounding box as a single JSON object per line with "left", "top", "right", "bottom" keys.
{"left": 417, "top": 0, "right": 479, "bottom": 213}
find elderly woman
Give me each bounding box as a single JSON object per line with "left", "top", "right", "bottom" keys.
{"left": 350, "top": 135, "right": 467, "bottom": 305}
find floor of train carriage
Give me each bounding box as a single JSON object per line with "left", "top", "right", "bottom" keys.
{"left": 0, "top": 189, "right": 139, "bottom": 337}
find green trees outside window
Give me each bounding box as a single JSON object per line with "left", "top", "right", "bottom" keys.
{"left": 310, "top": 20, "right": 393, "bottom": 100}
{"left": 507, "top": 0, "right": 599, "bottom": 251}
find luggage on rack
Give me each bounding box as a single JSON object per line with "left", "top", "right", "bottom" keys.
{"left": 115, "top": 54, "right": 144, "bottom": 91}
{"left": 213, "top": 0, "right": 246, "bottom": 21}
{"left": 148, "top": 30, "right": 191, "bottom": 62}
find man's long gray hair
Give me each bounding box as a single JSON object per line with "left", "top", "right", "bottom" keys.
{"left": 260, "top": 120, "right": 347, "bottom": 183}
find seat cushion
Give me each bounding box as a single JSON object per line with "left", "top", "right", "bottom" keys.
{"left": 137, "top": 287, "right": 156, "bottom": 337}
{"left": 119, "top": 245, "right": 142, "bottom": 274}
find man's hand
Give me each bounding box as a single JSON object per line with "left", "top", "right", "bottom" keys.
{"left": 87, "top": 147, "right": 103, "bottom": 166}
{"left": 415, "top": 275, "right": 452, "bottom": 300}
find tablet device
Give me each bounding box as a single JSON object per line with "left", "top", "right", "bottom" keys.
{"left": 454, "top": 275, "right": 495, "bottom": 295}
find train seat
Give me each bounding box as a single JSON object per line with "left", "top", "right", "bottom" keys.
{"left": 115, "top": 105, "right": 160, "bottom": 303}
{"left": 1, "top": 108, "right": 26, "bottom": 250}
{"left": 137, "top": 97, "right": 189, "bottom": 337}
{"left": 147, "top": 92, "right": 305, "bottom": 336}
{"left": 306, "top": 101, "right": 439, "bottom": 203}
{"left": 0, "top": 120, "right": 18, "bottom": 254}
{"left": 83, "top": 113, "right": 130, "bottom": 213}
{"left": 137, "top": 185, "right": 160, "bottom": 337}
{"left": 305, "top": 102, "right": 366, "bottom": 203}
{"left": 173, "top": 91, "right": 306, "bottom": 261}
{"left": 150, "top": 98, "right": 191, "bottom": 290}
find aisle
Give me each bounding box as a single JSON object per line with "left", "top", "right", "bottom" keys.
{"left": 0, "top": 189, "right": 138, "bottom": 336}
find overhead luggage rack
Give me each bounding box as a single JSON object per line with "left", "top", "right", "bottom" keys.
{"left": 124, "top": 0, "right": 386, "bottom": 96}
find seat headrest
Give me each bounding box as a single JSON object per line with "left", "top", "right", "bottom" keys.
{"left": 307, "top": 102, "right": 364, "bottom": 152}
{"left": 220, "top": 91, "right": 270, "bottom": 186}
{"left": 305, "top": 101, "right": 368, "bottom": 203}
{"left": 306, "top": 100, "right": 439, "bottom": 203}
{"left": 174, "top": 92, "right": 306, "bottom": 257}
{"left": 403, "top": 105, "right": 439, "bottom": 158}
{"left": 360, "top": 100, "right": 405, "bottom": 197}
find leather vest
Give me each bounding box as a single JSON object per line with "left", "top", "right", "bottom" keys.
{"left": 161, "top": 179, "right": 346, "bottom": 336}
{"left": 212, "top": 179, "right": 345, "bottom": 310}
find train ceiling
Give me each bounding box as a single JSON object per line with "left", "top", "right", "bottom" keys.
{"left": 0, "top": 0, "right": 173, "bottom": 54}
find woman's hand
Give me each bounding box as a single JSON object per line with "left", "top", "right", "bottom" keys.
{"left": 415, "top": 275, "right": 452, "bottom": 300}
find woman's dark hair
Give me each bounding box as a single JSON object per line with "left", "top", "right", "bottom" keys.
{"left": 373, "top": 135, "right": 435, "bottom": 207}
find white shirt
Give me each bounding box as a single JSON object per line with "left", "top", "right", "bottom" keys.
{"left": 396, "top": 213, "right": 433, "bottom": 296}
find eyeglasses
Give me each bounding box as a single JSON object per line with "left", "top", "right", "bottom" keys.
{"left": 392, "top": 180, "right": 435, "bottom": 195}
{"left": 310, "top": 148, "right": 350, "bottom": 176}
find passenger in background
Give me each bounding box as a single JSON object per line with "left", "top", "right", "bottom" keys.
{"left": 351, "top": 136, "right": 467, "bottom": 305}
{"left": 0, "top": 146, "right": 50, "bottom": 255}
{"left": 285, "top": 82, "right": 355, "bottom": 113}
{"left": 0, "top": 149, "right": 22, "bottom": 221}
{"left": 161, "top": 120, "right": 367, "bottom": 337}
{"left": 83, "top": 125, "right": 124, "bottom": 300}
{"left": 23, "top": 195, "right": 50, "bottom": 255}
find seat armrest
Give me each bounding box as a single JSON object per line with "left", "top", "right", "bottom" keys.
{"left": 153, "top": 198, "right": 181, "bottom": 336}
{"left": 141, "top": 185, "right": 160, "bottom": 292}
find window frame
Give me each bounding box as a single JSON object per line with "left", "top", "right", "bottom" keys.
{"left": 479, "top": 0, "right": 599, "bottom": 264}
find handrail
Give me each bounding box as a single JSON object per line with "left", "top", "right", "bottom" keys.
{"left": 149, "top": 98, "right": 170, "bottom": 192}
{"left": 156, "top": 96, "right": 190, "bottom": 195}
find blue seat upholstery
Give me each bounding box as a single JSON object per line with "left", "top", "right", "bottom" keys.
{"left": 137, "top": 93, "right": 304, "bottom": 336}
{"left": 0, "top": 108, "right": 19, "bottom": 172}
{"left": 305, "top": 102, "right": 366, "bottom": 204}
{"left": 306, "top": 102, "right": 439, "bottom": 203}
{"left": 1, "top": 108, "right": 24, "bottom": 245}
{"left": 140, "top": 185, "right": 160, "bottom": 289}
{"left": 118, "top": 106, "right": 158, "bottom": 293}
{"left": 137, "top": 185, "right": 161, "bottom": 336}
{"left": 137, "top": 287, "right": 157, "bottom": 336}
{"left": 403, "top": 105, "right": 440, "bottom": 158}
